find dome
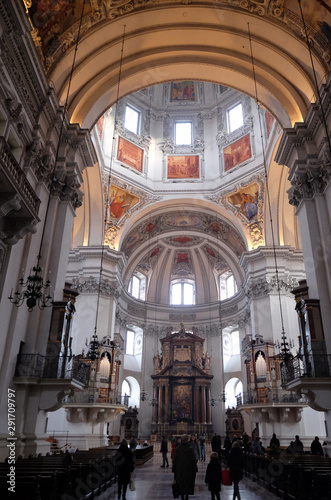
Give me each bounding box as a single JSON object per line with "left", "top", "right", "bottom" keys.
{"left": 76, "top": 81, "right": 285, "bottom": 304}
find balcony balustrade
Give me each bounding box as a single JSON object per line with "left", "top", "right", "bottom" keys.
{"left": 65, "top": 390, "right": 129, "bottom": 407}
{"left": 281, "top": 354, "right": 331, "bottom": 385}
{"left": 237, "top": 388, "right": 303, "bottom": 407}
{"left": 14, "top": 353, "right": 90, "bottom": 386}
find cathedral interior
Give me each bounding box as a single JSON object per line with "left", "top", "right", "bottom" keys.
{"left": 1, "top": 0, "right": 331, "bottom": 462}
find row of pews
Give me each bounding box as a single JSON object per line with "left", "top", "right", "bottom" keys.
{"left": 243, "top": 451, "right": 331, "bottom": 500}
{"left": 1, "top": 444, "right": 154, "bottom": 500}
{"left": 1, "top": 448, "right": 118, "bottom": 500}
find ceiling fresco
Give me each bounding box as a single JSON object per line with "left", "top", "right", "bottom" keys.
{"left": 23, "top": 0, "right": 331, "bottom": 70}
{"left": 120, "top": 211, "right": 247, "bottom": 259}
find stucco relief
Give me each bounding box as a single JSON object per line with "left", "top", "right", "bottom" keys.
{"left": 245, "top": 275, "right": 298, "bottom": 299}
{"left": 72, "top": 276, "right": 121, "bottom": 298}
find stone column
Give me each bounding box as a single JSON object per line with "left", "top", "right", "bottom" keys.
{"left": 164, "top": 384, "right": 169, "bottom": 423}
{"left": 195, "top": 385, "right": 200, "bottom": 423}
{"left": 201, "top": 385, "right": 206, "bottom": 424}
{"left": 152, "top": 385, "right": 158, "bottom": 424}
{"left": 206, "top": 386, "right": 211, "bottom": 424}
{"left": 158, "top": 385, "right": 163, "bottom": 424}
{"left": 275, "top": 79, "right": 331, "bottom": 352}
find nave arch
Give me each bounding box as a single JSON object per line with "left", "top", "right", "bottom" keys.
{"left": 48, "top": 5, "right": 326, "bottom": 129}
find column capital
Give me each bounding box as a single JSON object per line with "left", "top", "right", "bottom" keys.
{"left": 287, "top": 162, "right": 331, "bottom": 208}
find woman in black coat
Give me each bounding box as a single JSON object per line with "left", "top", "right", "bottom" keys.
{"left": 227, "top": 441, "right": 244, "bottom": 500}
{"left": 114, "top": 439, "right": 134, "bottom": 500}
{"left": 205, "top": 452, "right": 222, "bottom": 500}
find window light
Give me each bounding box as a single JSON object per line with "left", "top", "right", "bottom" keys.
{"left": 124, "top": 105, "right": 140, "bottom": 134}
{"left": 228, "top": 103, "right": 243, "bottom": 133}
{"left": 126, "top": 330, "right": 135, "bottom": 355}
{"left": 171, "top": 280, "right": 195, "bottom": 305}
{"left": 175, "top": 122, "right": 192, "bottom": 145}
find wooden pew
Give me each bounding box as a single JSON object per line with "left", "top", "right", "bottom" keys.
{"left": 1, "top": 451, "right": 118, "bottom": 500}
{"left": 242, "top": 451, "right": 331, "bottom": 500}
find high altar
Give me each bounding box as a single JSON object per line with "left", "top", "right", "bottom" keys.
{"left": 151, "top": 323, "right": 214, "bottom": 438}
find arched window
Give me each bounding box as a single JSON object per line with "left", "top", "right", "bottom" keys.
{"left": 220, "top": 272, "right": 237, "bottom": 300}
{"left": 224, "top": 378, "right": 243, "bottom": 409}
{"left": 128, "top": 272, "right": 146, "bottom": 300}
{"left": 122, "top": 379, "right": 131, "bottom": 398}
{"left": 170, "top": 280, "right": 195, "bottom": 305}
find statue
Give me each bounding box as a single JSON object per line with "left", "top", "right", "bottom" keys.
{"left": 153, "top": 352, "right": 162, "bottom": 372}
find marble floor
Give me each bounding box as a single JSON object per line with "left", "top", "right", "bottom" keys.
{"left": 98, "top": 451, "right": 277, "bottom": 500}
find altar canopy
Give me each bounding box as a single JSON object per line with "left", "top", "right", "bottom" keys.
{"left": 151, "top": 323, "right": 213, "bottom": 438}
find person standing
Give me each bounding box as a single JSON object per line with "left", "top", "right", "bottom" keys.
{"left": 160, "top": 435, "right": 169, "bottom": 467}
{"left": 227, "top": 441, "right": 244, "bottom": 500}
{"left": 269, "top": 433, "right": 280, "bottom": 449}
{"left": 171, "top": 436, "right": 181, "bottom": 460}
{"left": 129, "top": 437, "right": 137, "bottom": 450}
{"left": 252, "top": 436, "right": 263, "bottom": 455}
{"left": 189, "top": 434, "right": 200, "bottom": 462}
{"left": 310, "top": 436, "right": 324, "bottom": 456}
{"left": 199, "top": 433, "right": 206, "bottom": 462}
{"left": 114, "top": 439, "right": 134, "bottom": 500}
{"left": 223, "top": 434, "right": 232, "bottom": 457}
{"left": 205, "top": 452, "right": 222, "bottom": 500}
{"left": 293, "top": 435, "right": 304, "bottom": 453}
{"left": 172, "top": 434, "right": 198, "bottom": 500}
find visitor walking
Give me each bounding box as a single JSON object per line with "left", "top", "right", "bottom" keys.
{"left": 114, "top": 439, "right": 134, "bottom": 500}
{"left": 205, "top": 451, "right": 222, "bottom": 500}
{"left": 160, "top": 435, "right": 169, "bottom": 467}
{"left": 227, "top": 441, "right": 244, "bottom": 500}
{"left": 172, "top": 434, "right": 198, "bottom": 500}
{"left": 189, "top": 434, "right": 200, "bottom": 462}
{"left": 199, "top": 433, "right": 206, "bottom": 462}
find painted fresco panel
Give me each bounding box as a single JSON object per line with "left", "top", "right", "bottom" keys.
{"left": 117, "top": 137, "right": 143, "bottom": 172}
{"left": 167, "top": 155, "right": 200, "bottom": 179}
{"left": 171, "top": 81, "right": 196, "bottom": 101}
{"left": 108, "top": 185, "right": 139, "bottom": 222}
{"left": 27, "top": 1, "right": 80, "bottom": 51}
{"left": 228, "top": 183, "right": 259, "bottom": 220}
{"left": 224, "top": 134, "right": 252, "bottom": 172}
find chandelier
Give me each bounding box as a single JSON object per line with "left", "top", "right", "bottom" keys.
{"left": 8, "top": 254, "right": 52, "bottom": 311}
{"left": 86, "top": 331, "right": 101, "bottom": 361}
